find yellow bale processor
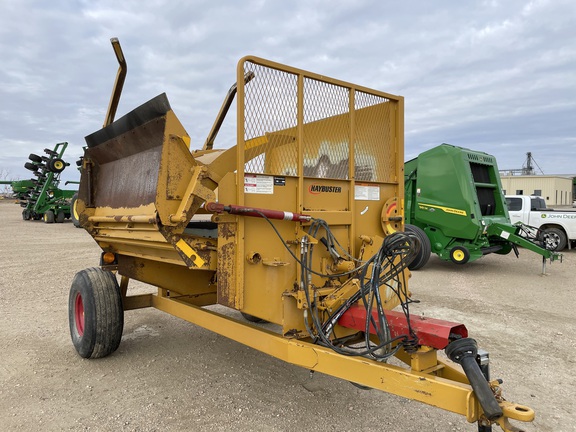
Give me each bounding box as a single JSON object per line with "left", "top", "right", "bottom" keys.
{"left": 69, "top": 39, "right": 534, "bottom": 431}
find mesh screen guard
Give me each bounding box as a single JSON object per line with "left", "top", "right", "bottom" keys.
{"left": 237, "top": 58, "right": 401, "bottom": 184}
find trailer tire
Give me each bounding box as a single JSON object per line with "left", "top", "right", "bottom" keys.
{"left": 349, "top": 382, "right": 372, "bottom": 390}
{"left": 28, "top": 153, "right": 43, "bottom": 163}
{"left": 449, "top": 246, "right": 470, "bottom": 265}
{"left": 241, "top": 312, "right": 266, "bottom": 323}
{"left": 540, "top": 227, "right": 567, "bottom": 251}
{"left": 68, "top": 268, "right": 124, "bottom": 359}
{"left": 405, "top": 224, "right": 431, "bottom": 270}
{"left": 70, "top": 193, "right": 81, "bottom": 228}
{"left": 44, "top": 210, "right": 55, "bottom": 224}
{"left": 48, "top": 158, "right": 66, "bottom": 173}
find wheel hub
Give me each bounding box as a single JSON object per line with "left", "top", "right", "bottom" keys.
{"left": 453, "top": 250, "right": 465, "bottom": 261}
{"left": 74, "top": 293, "right": 85, "bottom": 336}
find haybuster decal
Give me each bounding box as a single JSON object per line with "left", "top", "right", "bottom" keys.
{"left": 309, "top": 184, "right": 342, "bottom": 194}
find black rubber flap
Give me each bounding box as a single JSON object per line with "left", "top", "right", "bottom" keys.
{"left": 85, "top": 93, "right": 172, "bottom": 148}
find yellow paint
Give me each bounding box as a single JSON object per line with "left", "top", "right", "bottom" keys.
{"left": 245, "top": 135, "right": 268, "bottom": 149}
{"left": 176, "top": 239, "right": 206, "bottom": 267}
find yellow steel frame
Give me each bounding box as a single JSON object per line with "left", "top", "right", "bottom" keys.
{"left": 122, "top": 289, "right": 534, "bottom": 430}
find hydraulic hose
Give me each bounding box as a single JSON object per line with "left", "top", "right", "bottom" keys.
{"left": 445, "top": 338, "right": 503, "bottom": 421}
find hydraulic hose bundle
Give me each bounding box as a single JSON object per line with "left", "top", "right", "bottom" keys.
{"left": 308, "top": 228, "right": 421, "bottom": 359}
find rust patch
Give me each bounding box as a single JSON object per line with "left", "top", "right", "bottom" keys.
{"left": 86, "top": 115, "right": 168, "bottom": 209}
{"left": 117, "top": 255, "right": 145, "bottom": 282}
{"left": 219, "top": 222, "right": 236, "bottom": 240}
{"left": 92, "top": 146, "right": 161, "bottom": 209}
{"left": 196, "top": 247, "right": 212, "bottom": 268}
{"left": 217, "top": 241, "right": 235, "bottom": 307}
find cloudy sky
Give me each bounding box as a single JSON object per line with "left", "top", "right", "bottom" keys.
{"left": 1, "top": 0, "right": 575, "bottom": 184}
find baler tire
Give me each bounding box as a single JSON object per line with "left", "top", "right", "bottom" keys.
{"left": 540, "top": 227, "right": 567, "bottom": 251}
{"left": 449, "top": 246, "right": 470, "bottom": 265}
{"left": 44, "top": 210, "right": 55, "bottom": 224}
{"left": 70, "top": 193, "right": 81, "bottom": 228}
{"left": 68, "top": 268, "right": 124, "bottom": 359}
{"left": 405, "top": 224, "right": 431, "bottom": 270}
{"left": 48, "top": 158, "right": 66, "bottom": 173}
{"left": 28, "top": 153, "right": 43, "bottom": 163}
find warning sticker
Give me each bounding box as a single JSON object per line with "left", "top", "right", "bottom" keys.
{"left": 244, "top": 174, "right": 274, "bottom": 194}
{"left": 355, "top": 184, "right": 380, "bottom": 201}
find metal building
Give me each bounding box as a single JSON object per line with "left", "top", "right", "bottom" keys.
{"left": 499, "top": 175, "right": 574, "bottom": 206}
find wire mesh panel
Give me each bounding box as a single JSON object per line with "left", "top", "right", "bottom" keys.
{"left": 354, "top": 91, "right": 394, "bottom": 183}
{"left": 302, "top": 78, "right": 350, "bottom": 179}
{"left": 239, "top": 58, "right": 400, "bottom": 183}
{"left": 242, "top": 62, "right": 298, "bottom": 175}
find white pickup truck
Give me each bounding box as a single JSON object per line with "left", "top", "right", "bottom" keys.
{"left": 505, "top": 195, "right": 576, "bottom": 251}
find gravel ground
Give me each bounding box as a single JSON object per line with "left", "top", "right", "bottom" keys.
{"left": 0, "top": 200, "right": 574, "bottom": 432}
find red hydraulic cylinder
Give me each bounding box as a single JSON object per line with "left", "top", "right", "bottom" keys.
{"left": 338, "top": 304, "right": 468, "bottom": 350}
{"left": 205, "top": 202, "right": 311, "bottom": 222}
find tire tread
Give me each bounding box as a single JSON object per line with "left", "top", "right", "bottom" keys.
{"left": 405, "top": 224, "right": 431, "bottom": 270}
{"left": 69, "top": 267, "right": 123, "bottom": 359}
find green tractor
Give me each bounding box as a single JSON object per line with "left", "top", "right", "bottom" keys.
{"left": 404, "top": 143, "right": 561, "bottom": 272}
{"left": 20, "top": 142, "right": 78, "bottom": 223}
